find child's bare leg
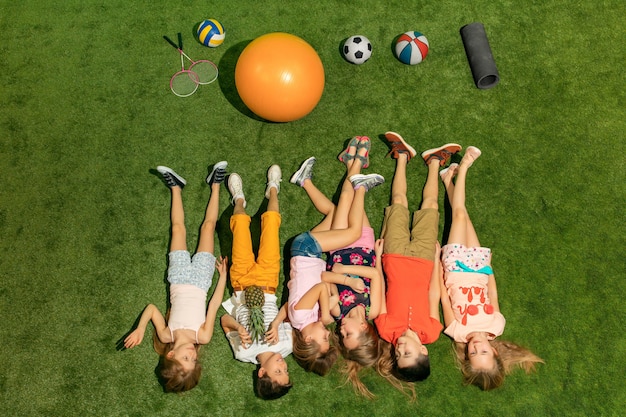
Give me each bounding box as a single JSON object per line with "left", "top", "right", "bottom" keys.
{"left": 233, "top": 197, "right": 246, "bottom": 215}
{"left": 442, "top": 164, "right": 481, "bottom": 247}
{"left": 169, "top": 186, "right": 187, "bottom": 251}
{"left": 157, "top": 166, "right": 188, "bottom": 252}
{"left": 197, "top": 183, "right": 220, "bottom": 253}
{"left": 265, "top": 165, "right": 281, "bottom": 213}
{"left": 331, "top": 145, "right": 365, "bottom": 229}
{"left": 391, "top": 153, "right": 409, "bottom": 208}
{"left": 313, "top": 186, "right": 366, "bottom": 252}
{"left": 302, "top": 179, "right": 335, "bottom": 218}
{"left": 421, "top": 158, "right": 440, "bottom": 210}
{"left": 440, "top": 163, "right": 459, "bottom": 200}
{"left": 363, "top": 210, "right": 372, "bottom": 228}
{"left": 447, "top": 147, "right": 481, "bottom": 246}
{"left": 267, "top": 186, "right": 279, "bottom": 213}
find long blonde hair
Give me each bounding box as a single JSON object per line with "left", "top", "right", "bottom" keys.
{"left": 292, "top": 328, "right": 338, "bottom": 376}
{"left": 152, "top": 315, "right": 202, "bottom": 393}
{"left": 335, "top": 323, "right": 380, "bottom": 398}
{"left": 453, "top": 340, "right": 544, "bottom": 390}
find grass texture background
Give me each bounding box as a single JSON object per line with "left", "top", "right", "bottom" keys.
{"left": 0, "top": 1, "right": 624, "bottom": 416}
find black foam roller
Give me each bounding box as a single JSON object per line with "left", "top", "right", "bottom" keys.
{"left": 460, "top": 23, "right": 499, "bottom": 89}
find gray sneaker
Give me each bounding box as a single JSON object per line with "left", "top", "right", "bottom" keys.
{"left": 349, "top": 173, "right": 384, "bottom": 191}
{"left": 227, "top": 173, "right": 246, "bottom": 207}
{"left": 157, "top": 166, "right": 186, "bottom": 189}
{"left": 290, "top": 157, "right": 316, "bottom": 186}
{"left": 206, "top": 161, "right": 228, "bottom": 185}
{"left": 265, "top": 165, "right": 282, "bottom": 198}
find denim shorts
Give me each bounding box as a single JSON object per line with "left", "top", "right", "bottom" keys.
{"left": 291, "top": 231, "right": 323, "bottom": 258}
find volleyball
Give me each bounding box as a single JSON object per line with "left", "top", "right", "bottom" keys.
{"left": 197, "top": 19, "right": 225, "bottom": 47}
{"left": 394, "top": 31, "right": 429, "bottom": 65}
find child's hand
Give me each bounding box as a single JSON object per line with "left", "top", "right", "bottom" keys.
{"left": 329, "top": 293, "right": 339, "bottom": 308}
{"left": 123, "top": 328, "right": 145, "bottom": 349}
{"left": 237, "top": 325, "right": 252, "bottom": 348}
{"left": 347, "top": 277, "right": 365, "bottom": 293}
{"left": 331, "top": 263, "right": 345, "bottom": 274}
{"left": 265, "top": 322, "right": 279, "bottom": 345}
{"left": 216, "top": 256, "right": 229, "bottom": 277}
{"left": 375, "top": 238, "right": 384, "bottom": 256}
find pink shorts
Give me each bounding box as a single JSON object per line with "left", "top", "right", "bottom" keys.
{"left": 330, "top": 227, "right": 375, "bottom": 254}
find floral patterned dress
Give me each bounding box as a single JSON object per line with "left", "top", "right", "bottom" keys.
{"left": 326, "top": 247, "right": 376, "bottom": 320}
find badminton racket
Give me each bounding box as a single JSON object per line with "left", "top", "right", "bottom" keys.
{"left": 164, "top": 34, "right": 218, "bottom": 96}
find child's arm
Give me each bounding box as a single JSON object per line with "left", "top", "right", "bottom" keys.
{"left": 375, "top": 239, "right": 387, "bottom": 315}
{"left": 319, "top": 283, "right": 334, "bottom": 325}
{"left": 220, "top": 313, "right": 252, "bottom": 347}
{"left": 198, "top": 256, "right": 229, "bottom": 344}
{"left": 428, "top": 243, "right": 442, "bottom": 323}
{"left": 124, "top": 304, "right": 170, "bottom": 349}
{"left": 265, "top": 303, "right": 288, "bottom": 345}
{"left": 327, "top": 283, "right": 341, "bottom": 317}
{"left": 439, "top": 262, "right": 455, "bottom": 327}
{"left": 487, "top": 274, "right": 500, "bottom": 312}
{"left": 322, "top": 270, "right": 365, "bottom": 293}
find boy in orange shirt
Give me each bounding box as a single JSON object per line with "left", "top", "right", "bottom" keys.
{"left": 374, "top": 132, "right": 461, "bottom": 382}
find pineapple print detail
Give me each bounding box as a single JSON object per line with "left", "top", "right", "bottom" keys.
{"left": 243, "top": 285, "right": 266, "bottom": 343}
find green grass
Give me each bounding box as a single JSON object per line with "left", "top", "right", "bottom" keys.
{"left": 1, "top": 0, "right": 624, "bottom": 416}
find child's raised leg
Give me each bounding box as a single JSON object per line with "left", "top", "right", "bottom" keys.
{"left": 157, "top": 166, "right": 188, "bottom": 252}
{"left": 446, "top": 147, "right": 481, "bottom": 247}
{"left": 421, "top": 158, "right": 441, "bottom": 210}
{"left": 312, "top": 173, "right": 384, "bottom": 252}
{"left": 292, "top": 157, "right": 336, "bottom": 233}
{"left": 390, "top": 152, "right": 409, "bottom": 208}
{"left": 196, "top": 162, "right": 227, "bottom": 253}
{"left": 330, "top": 137, "right": 368, "bottom": 230}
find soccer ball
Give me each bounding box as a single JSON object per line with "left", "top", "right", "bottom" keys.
{"left": 342, "top": 35, "right": 372, "bottom": 65}
{"left": 394, "top": 31, "right": 429, "bottom": 65}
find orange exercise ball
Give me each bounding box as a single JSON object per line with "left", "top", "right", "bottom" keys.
{"left": 235, "top": 32, "right": 325, "bottom": 122}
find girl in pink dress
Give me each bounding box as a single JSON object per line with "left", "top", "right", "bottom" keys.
{"left": 439, "top": 147, "right": 543, "bottom": 390}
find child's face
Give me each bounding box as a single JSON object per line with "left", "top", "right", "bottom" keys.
{"left": 466, "top": 334, "right": 497, "bottom": 370}
{"left": 339, "top": 316, "right": 365, "bottom": 350}
{"left": 304, "top": 321, "right": 330, "bottom": 353}
{"left": 169, "top": 342, "right": 198, "bottom": 371}
{"left": 259, "top": 353, "right": 290, "bottom": 385}
{"left": 395, "top": 329, "right": 428, "bottom": 368}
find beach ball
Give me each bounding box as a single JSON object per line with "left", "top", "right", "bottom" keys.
{"left": 197, "top": 19, "right": 225, "bottom": 47}
{"left": 394, "top": 31, "right": 429, "bottom": 65}
{"left": 235, "top": 32, "right": 325, "bottom": 122}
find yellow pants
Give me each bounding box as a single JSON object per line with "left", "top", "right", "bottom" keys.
{"left": 229, "top": 211, "right": 281, "bottom": 292}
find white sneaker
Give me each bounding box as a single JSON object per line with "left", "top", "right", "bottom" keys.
{"left": 349, "top": 173, "right": 384, "bottom": 191}
{"left": 228, "top": 173, "right": 246, "bottom": 207}
{"left": 290, "top": 156, "right": 316, "bottom": 186}
{"left": 265, "top": 165, "right": 282, "bottom": 199}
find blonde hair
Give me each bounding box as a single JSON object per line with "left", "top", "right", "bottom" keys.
{"left": 335, "top": 322, "right": 380, "bottom": 398}
{"left": 453, "top": 340, "right": 544, "bottom": 390}
{"left": 292, "top": 328, "right": 338, "bottom": 376}
{"left": 153, "top": 329, "right": 202, "bottom": 393}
